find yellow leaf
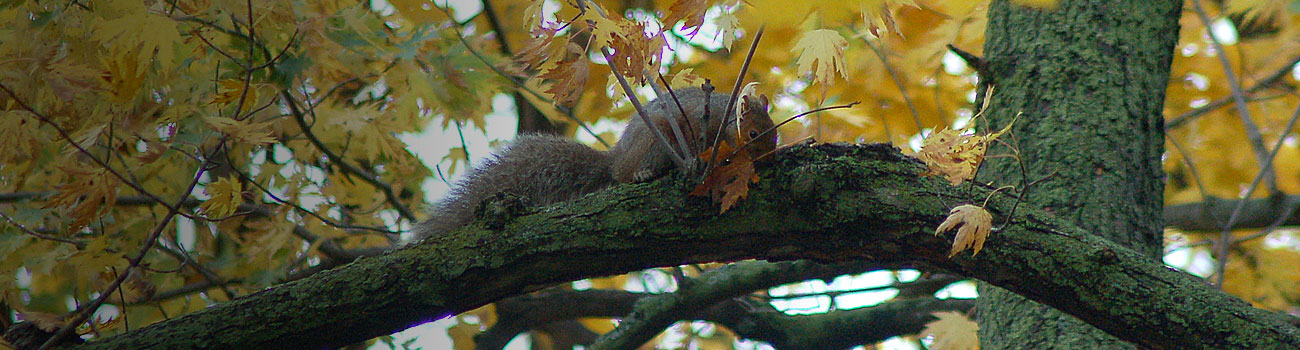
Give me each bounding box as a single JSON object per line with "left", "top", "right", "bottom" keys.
{"left": 523, "top": 0, "right": 545, "bottom": 30}
{"left": 914, "top": 112, "right": 1015, "bottom": 185}
{"left": 204, "top": 117, "right": 277, "bottom": 146}
{"left": 935, "top": 204, "right": 992, "bottom": 257}
{"left": 441, "top": 147, "right": 469, "bottom": 175}
{"left": 201, "top": 176, "right": 243, "bottom": 218}
{"left": 792, "top": 29, "right": 848, "bottom": 86}
{"left": 45, "top": 165, "right": 120, "bottom": 230}
{"left": 714, "top": 11, "right": 740, "bottom": 50}
{"left": 922, "top": 311, "right": 979, "bottom": 350}
{"left": 669, "top": 68, "right": 704, "bottom": 89}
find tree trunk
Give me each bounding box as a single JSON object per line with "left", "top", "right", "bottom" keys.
{"left": 976, "top": 0, "right": 1181, "bottom": 348}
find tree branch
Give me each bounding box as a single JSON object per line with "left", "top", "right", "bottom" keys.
{"left": 37, "top": 143, "right": 1300, "bottom": 350}
{"left": 480, "top": 289, "right": 974, "bottom": 349}
{"left": 1163, "top": 194, "right": 1300, "bottom": 231}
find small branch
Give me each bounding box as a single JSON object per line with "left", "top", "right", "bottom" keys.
{"left": 281, "top": 90, "right": 419, "bottom": 223}
{"left": 0, "top": 210, "right": 86, "bottom": 248}
{"left": 1165, "top": 53, "right": 1300, "bottom": 129}
{"left": 39, "top": 141, "right": 216, "bottom": 350}
{"left": 1211, "top": 93, "right": 1300, "bottom": 287}
{"left": 705, "top": 26, "right": 764, "bottom": 178}
{"left": 435, "top": 3, "right": 610, "bottom": 147}
{"left": 866, "top": 39, "right": 923, "bottom": 133}
{"left": 1189, "top": 0, "right": 1276, "bottom": 194}
{"left": 601, "top": 47, "right": 690, "bottom": 170}
{"left": 592, "top": 260, "right": 893, "bottom": 349}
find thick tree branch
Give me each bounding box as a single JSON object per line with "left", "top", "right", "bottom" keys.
{"left": 1163, "top": 195, "right": 1300, "bottom": 231}
{"left": 39, "top": 143, "right": 1300, "bottom": 350}
{"left": 480, "top": 289, "right": 974, "bottom": 349}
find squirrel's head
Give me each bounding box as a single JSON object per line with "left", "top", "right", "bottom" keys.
{"left": 736, "top": 92, "right": 776, "bottom": 159}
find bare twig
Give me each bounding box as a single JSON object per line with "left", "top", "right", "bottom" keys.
{"left": 866, "top": 39, "right": 923, "bottom": 132}
{"left": 40, "top": 144, "right": 215, "bottom": 350}
{"left": 601, "top": 47, "right": 690, "bottom": 170}
{"left": 1166, "top": 53, "right": 1300, "bottom": 129}
{"left": 705, "top": 26, "right": 764, "bottom": 179}
{"left": 1189, "top": 0, "right": 1276, "bottom": 194}
{"left": 281, "top": 90, "right": 419, "bottom": 223}
{"left": 0, "top": 210, "right": 86, "bottom": 248}
{"left": 435, "top": 3, "right": 610, "bottom": 147}
{"left": 1212, "top": 93, "right": 1300, "bottom": 287}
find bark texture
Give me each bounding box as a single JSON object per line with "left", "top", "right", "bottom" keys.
{"left": 41, "top": 143, "right": 1298, "bottom": 350}
{"left": 976, "top": 1, "right": 1180, "bottom": 348}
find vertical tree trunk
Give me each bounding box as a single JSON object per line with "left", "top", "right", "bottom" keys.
{"left": 976, "top": 1, "right": 1181, "bottom": 348}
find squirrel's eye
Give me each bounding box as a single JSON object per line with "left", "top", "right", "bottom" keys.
{"left": 749, "top": 130, "right": 759, "bottom": 139}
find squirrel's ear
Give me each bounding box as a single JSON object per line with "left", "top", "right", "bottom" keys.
{"left": 739, "top": 94, "right": 756, "bottom": 116}
{"left": 759, "top": 94, "right": 770, "bottom": 111}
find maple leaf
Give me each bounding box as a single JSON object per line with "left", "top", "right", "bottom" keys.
{"left": 523, "top": 0, "right": 546, "bottom": 30}
{"left": 441, "top": 146, "right": 469, "bottom": 175}
{"left": 665, "top": 0, "right": 710, "bottom": 36}
{"left": 201, "top": 176, "right": 244, "bottom": 218}
{"left": 669, "top": 68, "right": 704, "bottom": 89}
{"left": 914, "top": 113, "right": 1015, "bottom": 185}
{"left": 714, "top": 11, "right": 740, "bottom": 50}
{"left": 592, "top": 15, "right": 663, "bottom": 85}
{"left": 935, "top": 204, "right": 993, "bottom": 257}
{"left": 859, "top": 0, "right": 918, "bottom": 38}
{"left": 45, "top": 165, "right": 120, "bottom": 230}
{"left": 922, "top": 311, "right": 979, "bottom": 350}
{"left": 691, "top": 141, "right": 760, "bottom": 213}
{"left": 539, "top": 53, "right": 590, "bottom": 104}
{"left": 204, "top": 117, "right": 277, "bottom": 146}
{"left": 514, "top": 27, "right": 562, "bottom": 70}
{"left": 792, "top": 29, "right": 848, "bottom": 86}
{"left": 208, "top": 79, "right": 259, "bottom": 108}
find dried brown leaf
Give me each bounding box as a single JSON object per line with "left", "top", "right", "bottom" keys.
{"left": 935, "top": 204, "right": 993, "bottom": 257}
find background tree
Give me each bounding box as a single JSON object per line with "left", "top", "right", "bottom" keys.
{"left": 0, "top": 0, "right": 1298, "bottom": 349}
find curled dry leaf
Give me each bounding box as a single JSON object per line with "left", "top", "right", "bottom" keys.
{"left": 690, "top": 141, "right": 759, "bottom": 213}
{"left": 914, "top": 115, "right": 1014, "bottom": 185}
{"left": 935, "top": 204, "right": 992, "bottom": 257}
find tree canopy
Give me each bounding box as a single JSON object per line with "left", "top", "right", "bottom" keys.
{"left": 1, "top": 0, "right": 1298, "bottom": 349}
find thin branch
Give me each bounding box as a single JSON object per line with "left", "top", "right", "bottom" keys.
{"left": 435, "top": 3, "right": 610, "bottom": 147}
{"left": 1189, "top": 0, "right": 1276, "bottom": 194}
{"left": 866, "top": 39, "right": 924, "bottom": 133}
{"left": 1165, "top": 53, "right": 1300, "bottom": 129}
{"left": 0, "top": 210, "right": 86, "bottom": 248}
{"left": 601, "top": 47, "right": 690, "bottom": 170}
{"left": 281, "top": 90, "right": 419, "bottom": 223}
{"left": 704, "top": 26, "right": 764, "bottom": 179}
{"left": 1212, "top": 92, "right": 1300, "bottom": 287}
{"left": 40, "top": 142, "right": 215, "bottom": 350}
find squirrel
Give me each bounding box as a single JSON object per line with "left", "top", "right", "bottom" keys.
{"left": 413, "top": 86, "right": 775, "bottom": 240}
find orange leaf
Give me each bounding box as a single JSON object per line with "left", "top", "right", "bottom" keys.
{"left": 691, "top": 141, "right": 760, "bottom": 213}
{"left": 665, "top": 0, "right": 710, "bottom": 36}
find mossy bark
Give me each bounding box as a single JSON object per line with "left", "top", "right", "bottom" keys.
{"left": 976, "top": 0, "right": 1181, "bottom": 348}
{"left": 43, "top": 144, "right": 1299, "bottom": 350}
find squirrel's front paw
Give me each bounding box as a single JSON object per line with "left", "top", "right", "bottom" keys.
{"left": 632, "top": 168, "right": 658, "bottom": 182}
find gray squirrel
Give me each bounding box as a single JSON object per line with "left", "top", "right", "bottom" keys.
{"left": 413, "top": 87, "right": 775, "bottom": 239}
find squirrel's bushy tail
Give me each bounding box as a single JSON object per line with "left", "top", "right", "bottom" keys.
{"left": 413, "top": 134, "right": 616, "bottom": 239}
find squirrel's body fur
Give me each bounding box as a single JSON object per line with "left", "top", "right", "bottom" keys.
{"left": 414, "top": 87, "right": 774, "bottom": 239}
